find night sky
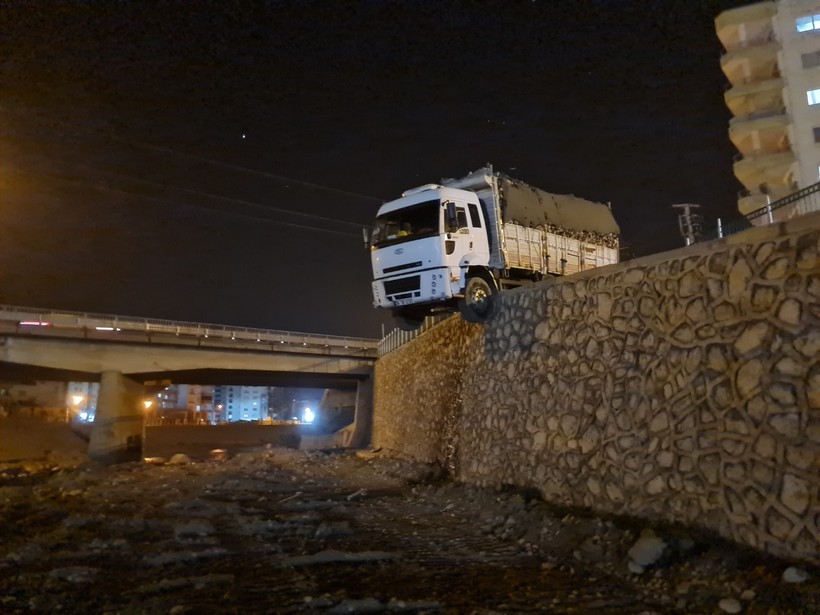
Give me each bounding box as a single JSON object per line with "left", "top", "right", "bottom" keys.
{"left": 1, "top": 0, "right": 752, "bottom": 338}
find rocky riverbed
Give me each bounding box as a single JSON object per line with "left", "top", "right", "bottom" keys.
{"left": 0, "top": 447, "right": 817, "bottom": 614}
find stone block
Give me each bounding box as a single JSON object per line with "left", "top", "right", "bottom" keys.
{"left": 762, "top": 258, "right": 790, "bottom": 281}
{"left": 596, "top": 292, "right": 612, "bottom": 320}
{"left": 769, "top": 383, "right": 797, "bottom": 406}
{"left": 736, "top": 359, "right": 764, "bottom": 398}
{"left": 753, "top": 433, "right": 778, "bottom": 459}
{"left": 774, "top": 356, "right": 803, "bottom": 378}
{"left": 808, "top": 274, "right": 820, "bottom": 299}
{"left": 745, "top": 395, "right": 769, "bottom": 424}
{"left": 785, "top": 446, "right": 816, "bottom": 470}
{"left": 766, "top": 508, "right": 793, "bottom": 541}
{"left": 699, "top": 453, "right": 720, "bottom": 485}
{"left": 734, "top": 323, "right": 769, "bottom": 355}
{"left": 750, "top": 284, "right": 778, "bottom": 312}
{"left": 777, "top": 298, "right": 802, "bottom": 326}
{"left": 708, "top": 251, "right": 730, "bottom": 275}
{"left": 707, "top": 278, "right": 725, "bottom": 300}
{"left": 679, "top": 271, "right": 703, "bottom": 298}
{"left": 769, "top": 413, "right": 801, "bottom": 438}
{"left": 657, "top": 450, "right": 675, "bottom": 468}
{"left": 728, "top": 255, "right": 753, "bottom": 299}
{"left": 647, "top": 475, "right": 665, "bottom": 495}
{"left": 755, "top": 242, "right": 776, "bottom": 265}
{"left": 721, "top": 438, "right": 747, "bottom": 457}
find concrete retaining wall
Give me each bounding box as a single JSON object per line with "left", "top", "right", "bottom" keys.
{"left": 373, "top": 212, "right": 820, "bottom": 563}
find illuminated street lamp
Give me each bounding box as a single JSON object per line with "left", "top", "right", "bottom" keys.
{"left": 303, "top": 407, "right": 315, "bottom": 424}
{"left": 68, "top": 394, "right": 85, "bottom": 423}
{"left": 143, "top": 400, "right": 154, "bottom": 425}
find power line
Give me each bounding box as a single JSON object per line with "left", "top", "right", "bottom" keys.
{"left": 1, "top": 108, "right": 387, "bottom": 203}
{"left": 68, "top": 161, "right": 367, "bottom": 229}
{"left": 135, "top": 140, "right": 386, "bottom": 204}
{"left": 5, "top": 167, "right": 364, "bottom": 239}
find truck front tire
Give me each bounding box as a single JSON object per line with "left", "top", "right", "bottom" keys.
{"left": 458, "top": 274, "right": 496, "bottom": 323}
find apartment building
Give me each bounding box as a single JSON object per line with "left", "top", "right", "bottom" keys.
{"left": 213, "top": 386, "right": 270, "bottom": 422}
{"left": 717, "top": 0, "right": 820, "bottom": 216}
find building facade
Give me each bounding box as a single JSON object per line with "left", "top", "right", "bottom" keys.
{"left": 0, "top": 381, "right": 69, "bottom": 420}
{"left": 153, "top": 384, "right": 215, "bottom": 424}
{"left": 213, "top": 386, "right": 270, "bottom": 422}
{"left": 717, "top": 0, "right": 820, "bottom": 216}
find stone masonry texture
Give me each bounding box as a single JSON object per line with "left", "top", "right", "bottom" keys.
{"left": 373, "top": 212, "right": 820, "bottom": 564}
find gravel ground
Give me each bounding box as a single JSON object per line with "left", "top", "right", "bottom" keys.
{"left": 0, "top": 447, "right": 817, "bottom": 614}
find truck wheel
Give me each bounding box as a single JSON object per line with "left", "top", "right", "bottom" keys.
{"left": 458, "top": 274, "right": 496, "bottom": 323}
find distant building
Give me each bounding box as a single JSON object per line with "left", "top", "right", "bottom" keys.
{"left": 213, "top": 386, "right": 270, "bottom": 422}
{"left": 153, "top": 384, "right": 215, "bottom": 424}
{"left": 0, "top": 381, "right": 68, "bottom": 420}
{"left": 716, "top": 0, "right": 820, "bottom": 217}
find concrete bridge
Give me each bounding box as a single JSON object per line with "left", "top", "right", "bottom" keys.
{"left": 0, "top": 306, "right": 379, "bottom": 462}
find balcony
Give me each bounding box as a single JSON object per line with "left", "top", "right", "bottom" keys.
{"left": 720, "top": 41, "right": 780, "bottom": 86}
{"left": 733, "top": 150, "right": 796, "bottom": 191}
{"left": 728, "top": 112, "right": 789, "bottom": 155}
{"left": 724, "top": 77, "right": 784, "bottom": 117}
{"left": 716, "top": 2, "right": 776, "bottom": 52}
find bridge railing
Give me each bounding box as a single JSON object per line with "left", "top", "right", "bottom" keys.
{"left": 0, "top": 305, "right": 379, "bottom": 355}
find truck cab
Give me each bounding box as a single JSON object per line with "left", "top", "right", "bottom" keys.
{"left": 369, "top": 185, "right": 491, "bottom": 329}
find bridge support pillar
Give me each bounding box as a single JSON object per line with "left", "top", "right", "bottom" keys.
{"left": 88, "top": 371, "right": 145, "bottom": 464}
{"left": 349, "top": 369, "right": 373, "bottom": 449}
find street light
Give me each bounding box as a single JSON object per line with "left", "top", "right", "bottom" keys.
{"left": 143, "top": 400, "right": 154, "bottom": 425}
{"left": 68, "top": 394, "right": 85, "bottom": 423}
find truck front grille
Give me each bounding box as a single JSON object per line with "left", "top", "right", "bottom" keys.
{"left": 383, "top": 261, "right": 422, "bottom": 274}
{"left": 383, "top": 275, "right": 421, "bottom": 298}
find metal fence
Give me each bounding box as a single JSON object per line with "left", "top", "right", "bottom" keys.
{"left": 705, "top": 181, "right": 820, "bottom": 241}
{"left": 377, "top": 314, "right": 452, "bottom": 356}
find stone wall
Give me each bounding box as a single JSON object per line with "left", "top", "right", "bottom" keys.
{"left": 373, "top": 212, "right": 820, "bottom": 564}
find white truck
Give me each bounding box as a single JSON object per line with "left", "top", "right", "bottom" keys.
{"left": 368, "top": 165, "right": 620, "bottom": 329}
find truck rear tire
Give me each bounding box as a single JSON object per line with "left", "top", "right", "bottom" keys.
{"left": 458, "top": 274, "right": 496, "bottom": 323}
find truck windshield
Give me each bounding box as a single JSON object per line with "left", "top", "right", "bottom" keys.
{"left": 371, "top": 199, "right": 440, "bottom": 248}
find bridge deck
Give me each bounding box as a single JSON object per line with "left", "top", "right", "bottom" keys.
{"left": 0, "top": 305, "right": 379, "bottom": 359}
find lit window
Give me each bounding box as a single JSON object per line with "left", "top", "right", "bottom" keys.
{"left": 807, "top": 88, "right": 820, "bottom": 105}
{"left": 797, "top": 15, "right": 820, "bottom": 32}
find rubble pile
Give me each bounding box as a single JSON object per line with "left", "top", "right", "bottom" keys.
{"left": 0, "top": 449, "right": 816, "bottom": 613}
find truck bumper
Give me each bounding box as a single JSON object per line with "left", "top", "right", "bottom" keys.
{"left": 372, "top": 268, "right": 454, "bottom": 309}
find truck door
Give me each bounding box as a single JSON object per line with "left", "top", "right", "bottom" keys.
{"left": 443, "top": 202, "right": 472, "bottom": 266}
{"left": 445, "top": 200, "right": 491, "bottom": 267}
{"left": 465, "top": 201, "right": 490, "bottom": 264}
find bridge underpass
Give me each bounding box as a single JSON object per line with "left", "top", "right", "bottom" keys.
{"left": 0, "top": 306, "right": 379, "bottom": 463}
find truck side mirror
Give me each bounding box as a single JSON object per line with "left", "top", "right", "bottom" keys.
{"left": 445, "top": 201, "right": 458, "bottom": 232}
{"left": 362, "top": 227, "right": 371, "bottom": 250}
